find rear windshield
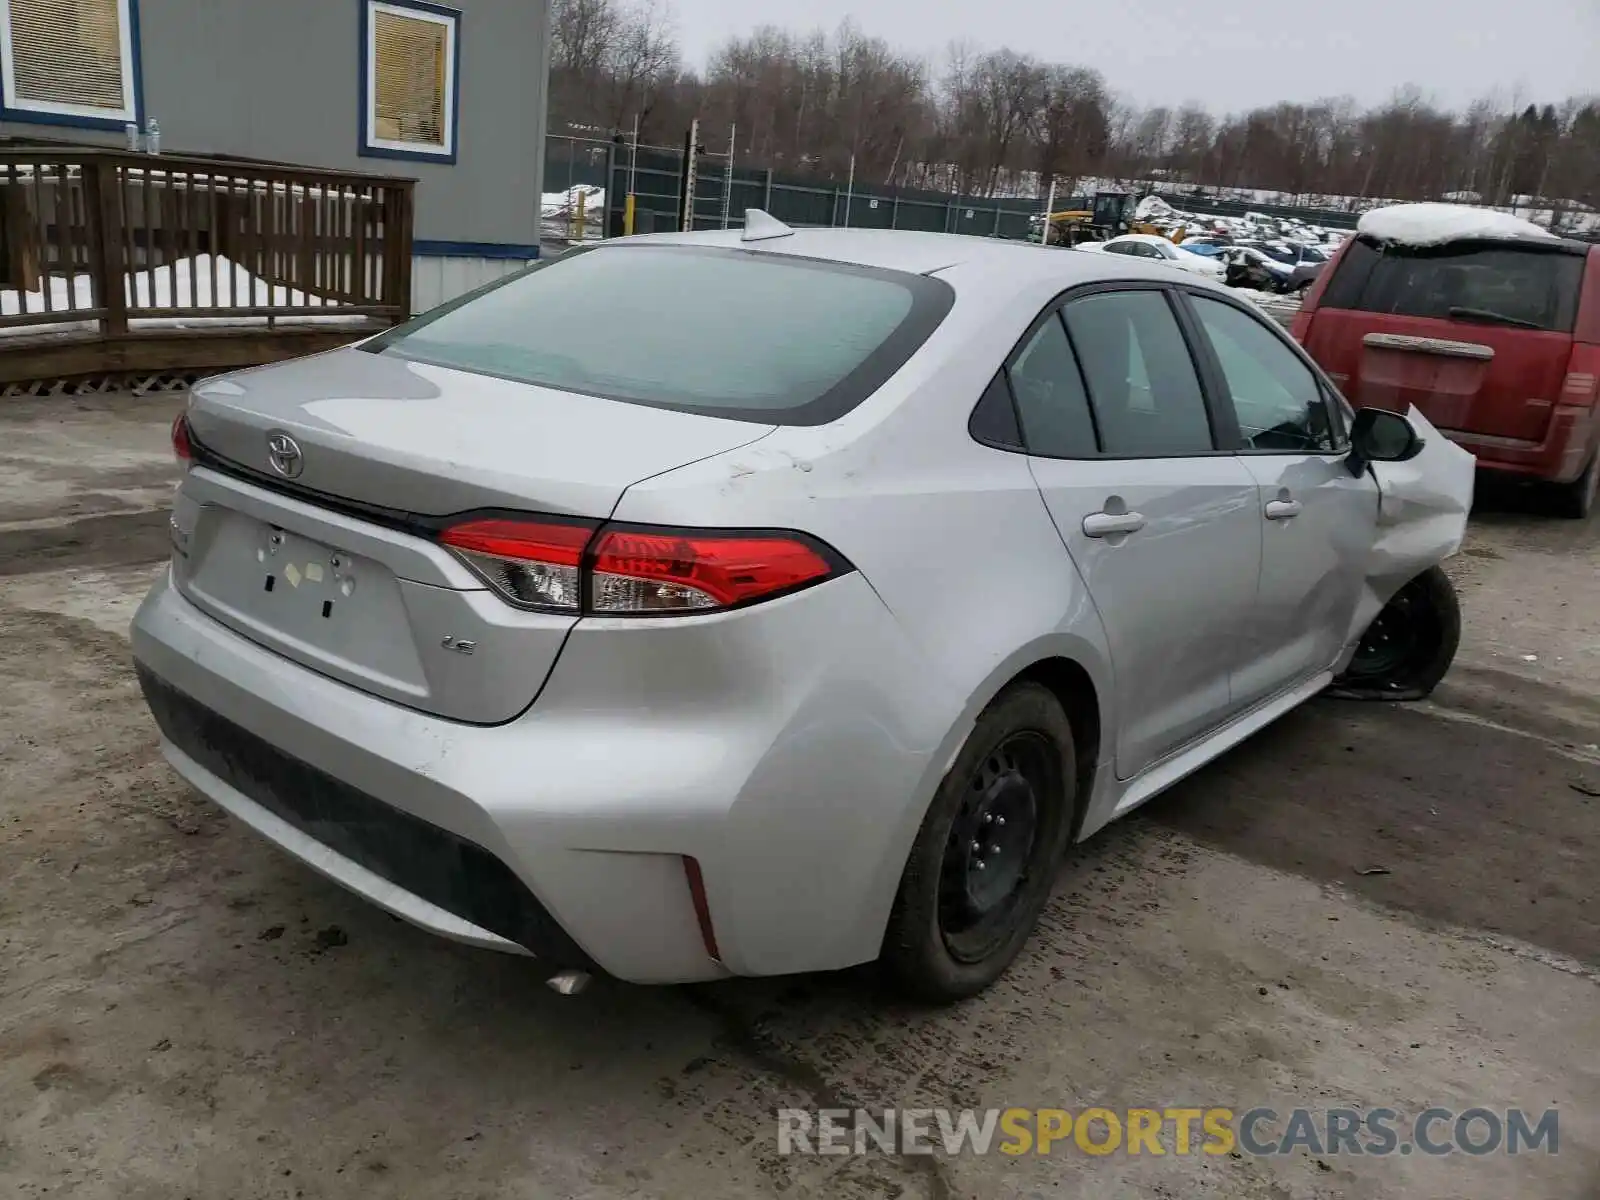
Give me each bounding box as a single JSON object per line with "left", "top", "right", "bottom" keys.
{"left": 1319, "top": 237, "right": 1584, "bottom": 333}
{"left": 361, "top": 244, "right": 954, "bottom": 425}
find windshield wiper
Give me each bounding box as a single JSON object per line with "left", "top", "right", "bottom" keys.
{"left": 1446, "top": 306, "right": 1544, "bottom": 331}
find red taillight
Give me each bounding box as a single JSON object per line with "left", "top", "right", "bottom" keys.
{"left": 439, "top": 517, "right": 594, "bottom": 612}
{"left": 589, "top": 527, "right": 837, "bottom": 613}
{"left": 436, "top": 517, "right": 845, "bottom": 615}
{"left": 171, "top": 413, "right": 193, "bottom": 465}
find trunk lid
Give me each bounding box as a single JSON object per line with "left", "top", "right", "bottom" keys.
{"left": 175, "top": 349, "right": 774, "bottom": 723}
{"left": 185, "top": 347, "right": 775, "bottom": 517}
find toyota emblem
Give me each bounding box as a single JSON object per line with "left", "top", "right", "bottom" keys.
{"left": 266, "top": 431, "right": 304, "bottom": 479}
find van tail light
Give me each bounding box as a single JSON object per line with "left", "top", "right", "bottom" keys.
{"left": 171, "top": 413, "right": 193, "bottom": 466}
{"left": 437, "top": 517, "right": 848, "bottom": 616}
{"left": 439, "top": 517, "right": 595, "bottom": 612}
{"left": 1561, "top": 371, "right": 1597, "bottom": 404}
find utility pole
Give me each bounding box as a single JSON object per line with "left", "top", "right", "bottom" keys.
{"left": 721, "top": 123, "right": 736, "bottom": 229}
{"left": 679, "top": 118, "right": 701, "bottom": 234}
{"left": 624, "top": 111, "right": 640, "bottom": 235}
{"left": 842, "top": 154, "right": 855, "bottom": 228}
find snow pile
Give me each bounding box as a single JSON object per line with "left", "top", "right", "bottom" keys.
{"left": 1134, "top": 194, "right": 1178, "bottom": 221}
{"left": 126, "top": 254, "right": 354, "bottom": 311}
{"left": 0, "top": 274, "right": 92, "bottom": 318}
{"left": 0, "top": 254, "right": 376, "bottom": 337}
{"left": 541, "top": 185, "right": 605, "bottom": 219}
{"left": 1356, "top": 203, "right": 1560, "bottom": 246}
{"left": 540, "top": 185, "right": 606, "bottom": 242}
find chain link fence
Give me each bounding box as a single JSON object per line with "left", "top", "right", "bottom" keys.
{"left": 545, "top": 133, "right": 1600, "bottom": 248}
{"left": 544, "top": 134, "right": 1046, "bottom": 247}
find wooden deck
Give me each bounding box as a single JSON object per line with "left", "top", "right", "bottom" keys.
{"left": 0, "top": 146, "right": 415, "bottom": 388}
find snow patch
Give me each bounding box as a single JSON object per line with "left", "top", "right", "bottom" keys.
{"left": 1356, "top": 203, "right": 1559, "bottom": 247}
{"left": 0, "top": 254, "right": 375, "bottom": 339}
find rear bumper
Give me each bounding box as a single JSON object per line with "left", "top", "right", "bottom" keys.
{"left": 131, "top": 565, "right": 950, "bottom": 984}
{"left": 1439, "top": 404, "right": 1596, "bottom": 484}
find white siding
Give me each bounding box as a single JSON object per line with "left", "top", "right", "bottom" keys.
{"left": 411, "top": 255, "right": 533, "bottom": 314}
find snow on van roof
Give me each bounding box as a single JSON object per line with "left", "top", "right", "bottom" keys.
{"left": 1356, "top": 203, "right": 1559, "bottom": 247}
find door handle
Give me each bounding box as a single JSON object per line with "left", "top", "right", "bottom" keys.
{"left": 1083, "top": 510, "right": 1147, "bottom": 537}
{"left": 1264, "top": 499, "right": 1303, "bottom": 520}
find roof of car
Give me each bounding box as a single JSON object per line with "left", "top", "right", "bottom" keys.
{"left": 604, "top": 225, "right": 1202, "bottom": 289}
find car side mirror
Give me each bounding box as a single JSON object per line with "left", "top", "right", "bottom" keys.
{"left": 1346, "top": 407, "right": 1424, "bottom": 477}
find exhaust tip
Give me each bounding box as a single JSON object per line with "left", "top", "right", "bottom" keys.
{"left": 546, "top": 970, "right": 591, "bottom": 996}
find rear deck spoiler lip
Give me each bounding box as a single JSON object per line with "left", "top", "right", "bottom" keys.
{"left": 185, "top": 422, "right": 437, "bottom": 536}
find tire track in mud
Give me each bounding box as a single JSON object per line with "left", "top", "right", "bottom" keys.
{"left": 0, "top": 509, "right": 172, "bottom": 576}
{"left": 655, "top": 824, "right": 1213, "bottom": 1198}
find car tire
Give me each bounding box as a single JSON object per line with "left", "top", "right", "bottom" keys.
{"left": 1326, "top": 566, "right": 1461, "bottom": 702}
{"left": 881, "top": 683, "right": 1076, "bottom": 1003}
{"left": 1548, "top": 452, "right": 1598, "bottom": 521}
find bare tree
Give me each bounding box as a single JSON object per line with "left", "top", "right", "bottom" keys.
{"left": 548, "top": 12, "right": 1600, "bottom": 224}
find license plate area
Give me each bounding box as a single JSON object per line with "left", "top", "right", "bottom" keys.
{"left": 179, "top": 507, "right": 430, "bottom": 698}
{"left": 255, "top": 526, "right": 357, "bottom": 628}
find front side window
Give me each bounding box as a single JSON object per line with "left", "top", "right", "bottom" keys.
{"left": 363, "top": 0, "right": 459, "bottom": 161}
{"left": 1190, "top": 295, "right": 1335, "bottom": 453}
{"left": 364, "top": 244, "right": 953, "bottom": 425}
{"left": 0, "top": 0, "right": 138, "bottom": 125}
{"left": 1062, "top": 290, "right": 1214, "bottom": 457}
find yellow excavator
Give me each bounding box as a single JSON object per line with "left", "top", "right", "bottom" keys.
{"left": 1032, "top": 191, "right": 1182, "bottom": 246}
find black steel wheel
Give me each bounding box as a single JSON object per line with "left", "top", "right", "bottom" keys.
{"left": 1329, "top": 566, "right": 1461, "bottom": 701}
{"left": 936, "top": 731, "right": 1053, "bottom": 964}
{"left": 883, "top": 683, "right": 1077, "bottom": 1003}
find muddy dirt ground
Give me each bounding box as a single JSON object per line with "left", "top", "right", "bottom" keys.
{"left": 2, "top": 392, "right": 1597, "bottom": 1199}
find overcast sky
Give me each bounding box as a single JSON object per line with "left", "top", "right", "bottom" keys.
{"left": 667, "top": 0, "right": 1599, "bottom": 113}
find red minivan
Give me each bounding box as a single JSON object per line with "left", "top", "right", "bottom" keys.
{"left": 1293, "top": 232, "right": 1600, "bottom": 518}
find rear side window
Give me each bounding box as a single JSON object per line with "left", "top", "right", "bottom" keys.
{"left": 1319, "top": 237, "right": 1584, "bottom": 333}
{"left": 1006, "top": 313, "right": 1097, "bottom": 457}
{"left": 1062, "top": 291, "right": 1214, "bottom": 457}
{"left": 362, "top": 244, "right": 954, "bottom": 425}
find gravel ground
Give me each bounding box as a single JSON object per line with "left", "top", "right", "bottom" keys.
{"left": 1, "top": 392, "right": 1597, "bottom": 1200}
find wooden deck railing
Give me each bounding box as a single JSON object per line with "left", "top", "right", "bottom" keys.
{"left": 0, "top": 147, "right": 415, "bottom": 384}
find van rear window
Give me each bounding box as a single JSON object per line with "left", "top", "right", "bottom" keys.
{"left": 1319, "top": 237, "right": 1584, "bottom": 333}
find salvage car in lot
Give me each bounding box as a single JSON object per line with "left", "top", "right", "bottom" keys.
{"left": 1091, "top": 233, "right": 1228, "bottom": 281}
{"left": 1223, "top": 240, "right": 1327, "bottom": 293}
{"left": 1294, "top": 203, "right": 1600, "bottom": 518}
{"left": 133, "top": 215, "right": 1473, "bottom": 1002}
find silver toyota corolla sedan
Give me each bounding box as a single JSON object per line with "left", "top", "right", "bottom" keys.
{"left": 132, "top": 214, "right": 1475, "bottom": 1002}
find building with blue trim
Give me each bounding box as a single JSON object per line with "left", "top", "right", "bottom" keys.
{"left": 0, "top": 0, "right": 548, "bottom": 312}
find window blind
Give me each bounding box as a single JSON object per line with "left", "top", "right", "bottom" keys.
{"left": 372, "top": 8, "right": 447, "bottom": 146}
{"left": 8, "top": 0, "right": 126, "bottom": 112}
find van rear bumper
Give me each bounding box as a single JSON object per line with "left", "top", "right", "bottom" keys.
{"left": 1438, "top": 404, "right": 1595, "bottom": 484}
